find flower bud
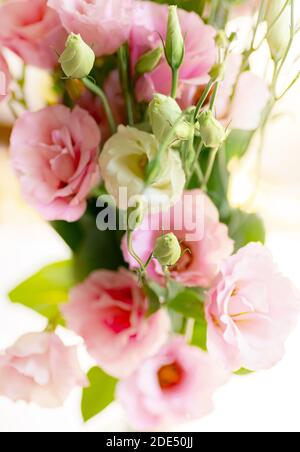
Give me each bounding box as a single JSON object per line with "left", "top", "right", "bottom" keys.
{"left": 265, "top": 0, "right": 291, "bottom": 60}
{"left": 149, "top": 94, "right": 194, "bottom": 143}
{"left": 136, "top": 47, "right": 163, "bottom": 75}
{"left": 215, "top": 31, "right": 228, "bottom": 49}
{"left": 59, "top": 33, "right": 95, "bottom": 79}
{"left": 198, "top": 111, "right": 226, "bottom": 148}
{"left": 153, "top": 233, "right": 181, "bottom": 267}
{"left": 209, "top": 63, "right": 225, "bottom": 82}
{"left": 165, "top": 6, "right": 185, "bottom": 70}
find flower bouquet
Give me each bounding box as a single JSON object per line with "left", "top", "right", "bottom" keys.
{"left": 0, "top": 0, "right": 300, "bottom": 431}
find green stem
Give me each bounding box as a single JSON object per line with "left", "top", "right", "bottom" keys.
{"left": 171, "top": 69, "right": 179, "bottom": 99}
{"left": 209, "top": 81, "right": 219, "bottom": 111}
{"left": 118, "top": 46, "right": 135, "bottom": 126}
{"left": 127, "top": 230, "right": 145, "bottom": 272}
{"left": 194, "top": 79, "right": 214, "bottom": 121}
{"left": 202, "top": 146, "right": 219, "bottom": 191}
{"left": 82, "top": 77, "right": 117, "bottom": 134}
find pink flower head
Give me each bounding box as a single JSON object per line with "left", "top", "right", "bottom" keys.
{"left": 117, "top": 337, "right": 228, "bottom": 430}
{"left": 206, "top": 243, "right": 300, "bottom": 372}
{"left": 180, "top": 53, "right": 270, "bottom": 131}
{"left": 122, "top": 190, "right": 233, "bottom": 288}
{"left": 0, "top": 51, "right": 11, "bottom": 102}
{"left": 0, "top": 332, "right": 87, "bottom": 408}
{"left": 48, "top": 0, "right": 134, "bottom": 57}
{"left": 10, "top": 105, "right": 101, "bottom": 222}
{"left": 0, "top": 0, "right": 67, "bottom": 69}
{"left": 131, "top": 1, "right": 216, "bottom": 102}
{"left": 62, "top": 269, "right": 170, "bottom": 379}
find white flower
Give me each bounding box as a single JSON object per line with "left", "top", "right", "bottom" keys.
{"left": 99, "top": 126, "right": 185, "bottom": 211}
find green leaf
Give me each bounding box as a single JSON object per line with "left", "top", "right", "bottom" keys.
{"left": 226, "top": 129, "right": 254, "bottom": 161}
{"left": 81, "top": 367, "right": 118, "bottom": 422}
{"left": 228, "top": 209, "right": 266, "bottom": 251}
{"left": 9, "top": 260, "right": 75, "bottom": 322}
{"left": 168, "top": 289, "right": 205, "bottom": 321}
{"left": 191, "top": 320, "right": 208, "bottom": 351}
{"left": 143, "top": 280, "right": 166, "bottom": 316}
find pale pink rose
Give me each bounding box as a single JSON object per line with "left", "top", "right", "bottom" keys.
{"left": 180, "top": 53, "right": 270, "bottom": 131}
{"left": 206, "top": 243, "right": 300, "bottom": 372}
{"left": 131, "top": 1, "right": 216, "bottom": 102}
{"left": 11, "top": 105, "right": 101, "bottom": 222}
{"left": 77, "top": 70, "right": 125, "bottom": 142}
{"left": 48, "top": 0, "right": 134, "bottom": 57}
{"left": 117, "top": 337, "right": 228, "bottom": 430}
{"left": 0, "top": 0, "right": 67, "bottom": 69}
{"left": 0, "top": 332, "right": 87, "bottom": 408}
{"left": 62, "top": 269, "right": 170, "bottom": 378}
{"left": 122, "top": 190, "right": 234, "bottom": 288}
{"left": 0, "top": 51, "right": 11, "bottom": 102}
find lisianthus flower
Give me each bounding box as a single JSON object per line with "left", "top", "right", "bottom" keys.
{"left": 48, "top": 0, "right": 134, "bottom": 57}
{"left": 11, "top": 105, "right": 101, "bottom": 222}
{"left": 122, "top": 190, "right": 233, "bottom": 288}
{"left": 130, "top": 1, "right": 216, "bottom": 102}
{"left": 206, "top": 243, "right": 300, "bottom": 372}
{"left": 62, "top": 269, "right": 170, "bottom": 379}
{"left": 117, "top": 337, "right": 228, "bottom": 430}
{"left": 0, "top": 0, "right": 67, "bottom": 69}
{"left": 99, "top": 125, "right": 186, "bottom": 212}
{"left": 0, "top": 51, "right": 11, "bottom": 102}
{"left": 0, "top": 332, "right": 87, "bottom": 408}
{"left": 180, "top": 53, "right": 270, "bottom": 131}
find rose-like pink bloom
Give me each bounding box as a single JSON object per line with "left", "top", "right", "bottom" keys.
{"left": 117, "top": 337, "right": 228, "bottom": 430}
{"left": 62, "top": 269, "right": 170, "bottom": 378}
{"left": 180, "top": 53, "right": 270, "bottom": 131}
{"left": 0, "top": 0, "right": 67, "bottom": 69}
{"left": 122, "top": 190, "right": 233, "bottom": 288}
{"left": 48, "top": 0, "right": 134, "bottom": 57}
{"left": 206, "top": 243, "right": 300, "bottom": 372}
{"left": 77, "top": 70, "right": 125, "bottom": 142}
{"left": 0, "top": 332, "right": 87, "bottom": 408}
{"left": 10, "top": 105, "right": 101, "bottom": 222}
{"left": 0, "top": 51, "right": 11, "bottom": 102}
{"left": 131, "top": 1, "right": 216, "bottom": 102}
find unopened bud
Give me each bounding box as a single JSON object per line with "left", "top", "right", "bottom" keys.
{"left": 59, "top": 33, "right": 95, "bottom": 79}
{"left": 149, "top": 94, "right": 194, "bottom": 143}
{"left": 198, "top": 111, "right": 225, "bottom": 148}
{"left": 165, "top": 6, "right": 185, "bottom": 70}
{"left": 136, "top": 47, "right": 163, "bottom": 75}
{"left": 266, "top": 0, "right": 291, "bottom": 60}
{"left": 215, "top": 31, "right": 229, "bottom": 49}
{"left": 209, "top": 63, "right": 225, "bottom": 82}
{"left": 153, "top": 233, "right": 181, "bottom": 267}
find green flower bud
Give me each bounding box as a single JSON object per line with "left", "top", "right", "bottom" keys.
{"left": 135, "top": 46, "right": 163, "bottom": 75}
{"left": 198, "top": 111, "right": 226, "bottom": 148}
{"left": 59, "top": 33, "right": 95, "bottom": 79}
{"left": 215, "top": 31, "right": 229, "bottom": 49}
{"left": 209, "top": 63, "right": 225, "bottom": 82}
{"left": 149, "top": 94, "right": 194, "bottom": 143}
{"left": 153, "top": 233, "right": 181, "bottom": 267}
{"left": 265, "top": 0, "right": 291, "bottom": 60}
{"left": 165, "top": 6, "right": 185, "bottom": 70}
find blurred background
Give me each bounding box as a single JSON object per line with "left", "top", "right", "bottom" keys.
{"left": 0, "top": 12, "right": 300, "bottom": 432}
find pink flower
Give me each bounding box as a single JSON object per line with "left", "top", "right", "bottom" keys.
{"left": 0, "top": 0, "right": 67, "bottom": 69}
{"left": 48, "top": 0, "right": 134, "bottom": 57}
{"left": 180, "top": 54, "right": 270, "bottom": 131}
{"left": 10, "top": 105, "right": 101, "bottom": 222}
{"left": 117, "top": 337, "right": 228, "bottom": 430}
{"left": 122, "top": 190, "right": 233, "bottom": 288}
{"left": 131, "top": 1, "right": 216, "bottom": 102}
{"left": 0, "top": 332, "right": 87, "bottom": 408}
{"left": 231, "top": 0, "right": 260, "bottom": 18}
{"left": 206, "top": 243, "right": 300, "bottom": 372}
{"left": 0, "top": 51, "right": 11, "bottom": 102}
{"left": 62, "top": 269, "right": 170, "bottom": 378}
